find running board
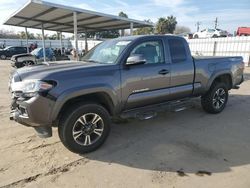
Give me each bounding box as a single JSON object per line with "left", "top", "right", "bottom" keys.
{"left": 120, "top": 98, "right": 194, "bottom": 120}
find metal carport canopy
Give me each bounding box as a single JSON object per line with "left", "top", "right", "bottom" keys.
{"left": 3, "top": 0, "right": 153, "bottom": 33}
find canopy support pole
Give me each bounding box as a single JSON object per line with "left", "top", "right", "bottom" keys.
{"left": 25, "top": 27, "right": 29, "bottom": 53}
{"left": 130, "top": 22, "right": 134, "bottom": 36}
{"left": 41, "top": 24, "right": 46, "bottom": 62}
{"left": 85, "top": 29, "right": 88, "bottom": 53}
{"left": 73, "top": 12, "right": 78, "bottom": 60}
{"left": 59, "top": 31, "right": 63, "bottom": 55}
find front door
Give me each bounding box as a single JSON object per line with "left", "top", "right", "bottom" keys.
{"left": 121, "top": 39, "right": 171, "bottom": 110}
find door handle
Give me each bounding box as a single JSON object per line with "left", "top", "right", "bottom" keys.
{"left": 158, "top": 69, "right": 169, "bottom": 75}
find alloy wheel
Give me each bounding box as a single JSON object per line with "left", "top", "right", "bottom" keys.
{"left": 72, "top": 113, "right": 104, "bottom": 146}
{"left": 212, "top": 88, "right": 226, "bottom": 109}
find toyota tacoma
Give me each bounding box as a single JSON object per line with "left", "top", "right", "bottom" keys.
{"left": 9, "top": 35, "right": 244, "bottom": 154}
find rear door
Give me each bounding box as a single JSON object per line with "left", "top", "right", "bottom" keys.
{"left": 121, "top": 37, "right": 171, "bottom": 109}
{"left": 167, "top": 38, "right": 195, "bottom": 100}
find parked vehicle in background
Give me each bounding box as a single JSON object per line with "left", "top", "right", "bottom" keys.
{"left": 11, "top": 47, "right": 61, "bottom": 68}
{"left": 237, "top": 27, "right": 250, "bottom": 36}
{"left": 193, "top": 28, "right": 227, "bottom": 38}
{"left": 178, "top": 32, "right": 193, "bottom": 40}
{"left": 9, "top": 35, "right": 244, "bottom": 154}
{"left": 0, "top": 43, "right": 6, "bottom": 49}
{"left": 0, "top": 46, "right": 27, "bottom": 59}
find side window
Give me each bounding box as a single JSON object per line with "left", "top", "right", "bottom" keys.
{"left": 21, "top": 47, "right": 26, "bottom": 53}
{"left": 130, "top": 41, "right": 164, "bottom": 64}
{"left": 168, "top": 39, "right": 187, "bottom": 63}
{"left": 9, "top": 47, "right": 15, "bottom": 52}
{"left": 16, "top": 47, "right": 21, "bottom": 52}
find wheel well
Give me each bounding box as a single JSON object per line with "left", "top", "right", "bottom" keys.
{"left": 213, "top": 74, "right": 232, "bottom": 89}
{"left": 57, "top": 92, "right": 114, "bottom": 122}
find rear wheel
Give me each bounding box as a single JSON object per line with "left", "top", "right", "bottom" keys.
{"left": 194, "top": 35, "right": 199, "bottom": 39}
{"left": 201, "top": 82, "right": 228, "bottom": 114}
{"left": 0, "top": 54, "right": 6, "bottom": 59}
{"left": 22, "top": 61, "right": 34, "bottom": 67}
{"left": 58, "top": 103, "right": 111, "bottom": 154}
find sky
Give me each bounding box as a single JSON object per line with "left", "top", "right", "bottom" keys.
{"left": 0, "top": 0, "right": 249, "bottom": 36}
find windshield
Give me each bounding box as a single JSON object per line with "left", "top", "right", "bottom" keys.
{"left": 31, "top": 48, "right": 41, "bottom": 55}
{"left": 82, "top": 40, "right": 131, "bottom": 64}
{"left": 208, "top": 29, "right": 215, "bottom": 33}
{"left": 3, "top": 46, "right": 11, "bottom": 50}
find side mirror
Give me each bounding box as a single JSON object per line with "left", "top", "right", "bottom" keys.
{"left": 126, "top": 54, "right": 146, "bottom": 66}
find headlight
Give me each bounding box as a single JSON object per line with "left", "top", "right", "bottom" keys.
{"left": 11, "top": 80, "right": 55, "bottom": 97}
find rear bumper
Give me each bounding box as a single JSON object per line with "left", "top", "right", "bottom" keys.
{"left": 233, "top": 75, "right": 244, "bottom": 89}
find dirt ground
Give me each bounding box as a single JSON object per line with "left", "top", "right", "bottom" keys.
{"left": 0, "top": 60, "right": 250, "bottom": 188}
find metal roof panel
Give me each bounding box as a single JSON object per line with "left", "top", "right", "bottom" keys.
{"left": 4, "top": 0, "right": 153, "bottom": 33}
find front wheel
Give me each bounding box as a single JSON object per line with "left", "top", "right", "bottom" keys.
{"left": 58, "top": 103, "right": 111, "bottom": 154}
{"left": 201, "top": 82, "right": 228, "bottom": 114}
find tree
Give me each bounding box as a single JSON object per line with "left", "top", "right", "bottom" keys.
{"left": 118, "top": 11, "right": 128, "bottom": 36}
{"left": 48, "top": 33, "right": 58, "bottom": 40}
{"left": 18, "top": 31, "right": 36, "bottom": 39}
{"left": 96, "top": 30, "right": 120, "bottom": 38}
{"left": 118, "top": 11, "right": 128, "bottom": 18}
{"left": 174, "top": 25, "right": 191, "bottom": 34}
{"left": 156, "top": 15, "right": 177, "bottom": 34}
{"left": 0, "top": 29, "right": 20, "bottom": 39}
{"left": 133, "top": 19, "right": 154, "bottom": 35}
{"left": 36, "top": 33, "right": 42, "bottom": 40}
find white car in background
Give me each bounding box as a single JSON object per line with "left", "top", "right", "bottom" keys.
{"left": 193, "top": 28, "right": 227, "bottom": 38}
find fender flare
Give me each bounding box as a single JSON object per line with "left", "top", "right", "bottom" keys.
{"left": 206, "top": 70, "right": 233, "bottom": 91}
{"left": 50, "top": 84, "right": 118, "bottom": 121}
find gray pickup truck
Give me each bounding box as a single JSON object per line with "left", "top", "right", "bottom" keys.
{"left": 9, "top": 35, "right": 244, "bottom": 154}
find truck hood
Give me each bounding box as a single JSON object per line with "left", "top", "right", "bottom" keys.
{"left": 12, "top": 53, "right": 32, "bottom": 58}
{"left": 15, "top": 61, "right": 106, "bottom": 81}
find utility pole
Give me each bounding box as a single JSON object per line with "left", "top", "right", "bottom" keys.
{"left": 214, "top": 17, "right": 218, "bottom": 29}
{"left": 195, "top": 21, "right": 201, "bottom": 32}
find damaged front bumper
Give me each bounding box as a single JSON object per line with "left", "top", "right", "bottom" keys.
{"left": 10, "top": 94, "right": 56, "bottom": 138}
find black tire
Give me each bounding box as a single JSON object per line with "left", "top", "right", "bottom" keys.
{"left": 22, "top": 61, "right": 34, "bottom": 67}
{"left": 201, "top": 82, "right": 228, "bottom": 114}
{"left": 194, "top": 35, "right": 198, "bottom": 39}
{"left": 58, "top": 103, "right": 111, "bottom": 154}
{"left": 0, "top": 54, "right": 6, "bottom": 59}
